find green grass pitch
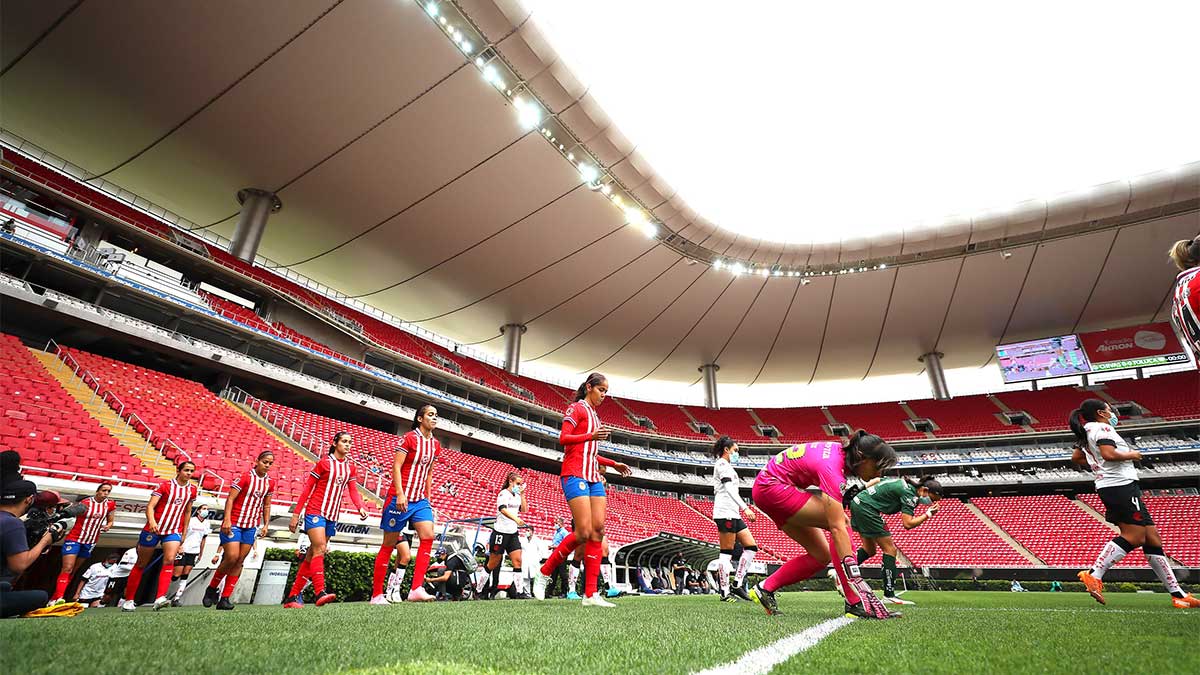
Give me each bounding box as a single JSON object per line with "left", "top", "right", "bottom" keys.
{"left": 3, "top": 592, "right": 1196, "bottom": 674}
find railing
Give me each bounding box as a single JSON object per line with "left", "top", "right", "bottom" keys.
{"left": 158, "top": 438, "right": 191, "bottom": 463}
{"left": 20, "top": 464, "right": 160, "bottom": 491}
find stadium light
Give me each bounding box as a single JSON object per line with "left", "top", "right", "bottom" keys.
{"left": 730, "top": 262, "right": 745, "bottom": 275}
{"left": 579, "top": 163, "right": 600, "bottom": 184}
{"left": 426, "top": 3, "right": 439, "bottom": 17}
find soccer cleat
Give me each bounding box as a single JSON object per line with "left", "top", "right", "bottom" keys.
{"left": 606, "top": 588, "right": 621, "bottom": 599}
{"left": 730, "top": 585, "right": 751, "bottom": 602}
{"left": 202, "top": 586, "right": 219, "bottom": 608}
{"left": 1078, "top": 571, "right": 1106, "bottom": 605}
{"left": 883, "top": 595, "right": 915, "bottom": 606}
{"left": 721, "top": 593, "right": 738, "bottom": 603}
{"left": 47, "top": 598, "right": 66, "bottom": 607}
{"left": 407, "top": 587, "right": 435, "bottom": 603}
{"left": 370, "top": 594, "right": 390, "bottom": 605}
{"left": 215, "top": 597, "right": 234, "bottom": 611}
{"left": 1171, "top": 593, "right": 1200, "bottom": 608}
{"left": 532, "top": 571, "right": 548, "bottom": 601}
{"left": 153, "top": 596, "right": 171, "bottom": 611}
{"left": 282, "top": 595, "right": 304, "bottom": 609}
{"left": 314, "top": 592, "right": 337, "bottom": 606}
{"left": 566, "top": 591, "right": 581, "bottom": 601}
{"left": 120, "top": 599, "right": 136, "bottom": 612}
{"left": 171, "top": 597, "right": 182, "bottom": 607}
{"left": 749, "top": 582, "right": 782, "bottom": 616}
{"left": 580, "top": 594, "right": 616, "bottom": 608}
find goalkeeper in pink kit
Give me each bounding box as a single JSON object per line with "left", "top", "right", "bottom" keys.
{"left": 749, "top": 430, "right": 899, "bottom": 619}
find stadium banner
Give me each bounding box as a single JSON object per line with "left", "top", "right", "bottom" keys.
{"left": 1077, "top": 322, "right": 1189, "bottom": 371}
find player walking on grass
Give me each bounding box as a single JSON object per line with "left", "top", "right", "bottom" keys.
{"left": 847, "top": 475, "right": 943, "bottom": 605}
{"left": 476, "top": 472, "right": 529, "bottom": 599}
{"left": 169, "top": 504, "right": 212, "bottom": 606}
{"left": 205, "top": 451, "right": 273, "bottom": 610}
{"left": 709, "top": 436, "right": 759, "bottom": 603}
{"left": 1070, "top": 399, "right": 1199, "bottom": 609}
{"left": 120, "top": 461, "right": 197, "bottom": 612}
{"left": 49, "top": 482, "right": 115, "bottom": 605}
{"left": 284, "top": 432, "right": 368, "bottom": 608}
{"left": 748, "top": 431, "right": 898, "bottom": 619}
{"left": 533, "top": 372, "right": 631, "bottom": 607}
{"left": 371, "top": 404, "right": 442, "bottom": 605}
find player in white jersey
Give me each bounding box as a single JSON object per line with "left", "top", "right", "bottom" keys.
{"left": 478, "top": 472, "right": 529, "bottom": 598}
{"left": 1168, "top": 237, "right": 1200, "bottom": 363}
{"left": 1069, "top": 399, "right": 1199, "bottom": 609}
{"left": 709, "top": 436, "right": 759, "bottom": 602}
{"left": 169, "top": 505, "right": 212, "bottom": 606}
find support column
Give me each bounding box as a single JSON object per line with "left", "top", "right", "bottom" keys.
{"left": 918, "top": 352, "right": 950, "bottom": 400}
{"left": 501, "top": 323, "right": 526, "bottom": 375}
{"left": 699, "top": 363, "right": 720, "bottom": 410}
{"left": 230, "top": 188, "right": 282, "bottom": 263}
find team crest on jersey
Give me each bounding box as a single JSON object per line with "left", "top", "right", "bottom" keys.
{"left": 388, "top": 518, "right": 397, "bottom": 527}
{"left": 309, "top": 516, "right": 319, "bottom": 524}
{"left": 578, "top": 480, "right": 587, "bottom": 491}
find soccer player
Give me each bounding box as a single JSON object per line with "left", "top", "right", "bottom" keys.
{"left": 477, "top": 472, "right": 528, "bottom": 599}
{"left": 205, "top": 451, "right": 274, "bottom": 610}
{"left": 848, "top": 475, "right": 943, "bottom": 605}
{"left": 49, "top": 482, "right": 115, "bottom": 605}
{"left": 533, "top": 373, "right": 631, "bottom": 607}
{"left": 170, "top": 504, "right": 213, "bottom": 606}
{"left": 748, "top": 431, "right": 898, "bottom": 619}
{"left": 120, "top": 461, "right": 198, "bottom": 611}
{"left": 1168, "top": 237, "right": 1200, "bottom": 363}
{"left": 76, "top": 553, "right": 118, "bottom": 608}
{"left": 1070, "top": 399, "right": 1200, "bottom": 608}
{"left": 284, "top": 432, "right": 368, "bottom": 608}
{"left": 709, "top": 436, "right": 760, "bottom": 603}
{"left": 371, "top": 404, "right": 443, "bottom": 605}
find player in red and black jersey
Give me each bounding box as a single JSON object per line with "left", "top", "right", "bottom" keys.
{"left": 1168, "top": 237, "right": 1200, "bottom": 364}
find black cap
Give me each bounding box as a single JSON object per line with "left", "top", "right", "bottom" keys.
{"left": 0, "top": 479, "right": 37, "bottom": 504}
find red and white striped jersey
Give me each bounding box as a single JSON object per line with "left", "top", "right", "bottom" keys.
{"left": 229, "top": 469, "right": 273, "bottom": 529}
{"left": 65, "top": 496, "right": 115, "bottom": 545}
{"left": 386, "top": 431, "right": 442, "bottom": 502}
{"left": 561, "top": 400, "right": 602, "bottom": 482}
{"left": 1171, "top": 266, "right": 1200, "bottom": 365}
{"left": 303, "top": 455, "right": 359, "bottom": 520}
{"left": 150, "top": 479, "right": 198, "bottom": 536}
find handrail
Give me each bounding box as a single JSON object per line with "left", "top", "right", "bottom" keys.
{"left": 159, "top": 438, "right": 190, "bottom": 463}
{"left": 20, "top": 464, "right": 160, "bottom": 491}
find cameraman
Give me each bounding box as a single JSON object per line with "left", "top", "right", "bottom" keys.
{"left": 1, "top": 479, "right": 55, "bottom": 617}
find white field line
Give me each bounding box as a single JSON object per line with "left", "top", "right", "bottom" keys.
{"left": 692, "top": 616, "right": 855, "bottom": 675}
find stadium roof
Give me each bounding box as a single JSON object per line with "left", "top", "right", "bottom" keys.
{"left": 2, "top": 0, "right": 1198, "bottom": 391}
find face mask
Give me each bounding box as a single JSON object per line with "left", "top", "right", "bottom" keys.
{"left": 918, "top": 496, "right": 933, "bottom": 506}
{"left": 197, "top": 510, "right": 210, "bottom": 520}
{"left": 1108, "top": 411, "right": 1118, "bottom": 426}
{"left": 513, "top": 484, "right": 523, "bottom": 495}
{"left": 729, "top": 451, "right": 740, "bottom": 464}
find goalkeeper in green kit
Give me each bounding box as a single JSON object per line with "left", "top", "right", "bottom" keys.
{"left": 846, "top": 475, "right": 943, "bottom": 605}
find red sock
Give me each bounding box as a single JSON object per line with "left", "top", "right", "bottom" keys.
{"left": 763, "top": 554, "right": 827, "bottom": 594}
{"left": 831, "top": 560, "right": 862, "bottom": 606}
{"left": 583, "top": 540, "right": 602, "bottom": 597}
{"left": 288, "top": 559, "right": 311, "bottom": 597}
{"left": 221, "top": 575, "right": 239, "bottom": 598}
{"left": 124, "top": 566, "right": 145, "bottom": 601}
{"left": 372, "top": 546, "right": 393, "bottom": 597}
{"left": 209, "top": 571, "right": 226, "bottom": 589}
{"left": 53, "top": 572, "right": 71, "bottom": 600}
{"left": 157, "top": 564, "right": 175, "bottom": 598}
{"left": 410, "top": 539, "right": 433, "bottom": 591}
{"left": 540, "top": 532, "right": 578, "bottom": 576}
{"left": 310, "top": 556, "right": 326, "bottom": 595}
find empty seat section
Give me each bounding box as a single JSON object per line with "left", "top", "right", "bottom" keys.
{"left": 619, "top": 399, "right": 709, "bottom": 440}
{"left": 973, "top": 495, "right": 1147, "bottom": 567}
{"left": 752, "top": 407, "right": 829, "bottom": 443}
{"left": 907, "top": 395, "right": 1010, "bottom": 437}
{"left": 0, "top": 334, "right": 148, "bottom": 483}
{"left": 827, "top": 402, "right": 923, "bottom": 440}
{"left": 690, "top": 407, "right": 760, "bottom": 443}
{"left": 994, "top": 387, "right": 1085, "bottom": 430}
{"left": 1140, "top": 495, "right": 1200, "bottom": 566}
{"left": 885, "top": 500, "right": 1031, "bottom": 568}
{"left": 1103, "top": 372, "right": 1200, "bottom": 421}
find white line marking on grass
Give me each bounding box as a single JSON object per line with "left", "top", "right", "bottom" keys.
{"left": 692, "top": 616, "right": 854, "bottom": 675}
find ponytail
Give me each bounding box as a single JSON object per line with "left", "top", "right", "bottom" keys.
{"left": 843, "top": 429, "right": 897, "bottom": 475}
{"left": 1168, "top": 238, "right": 1200, "bottom": 271}
{"left": 711, "top": 435, "right": 736, "bottom": 459}
{"left": 575, "top": 372, "right": 607, "bottom": 401}
{"left": 1067, "top": 399, "right": 1108, "bottom": 448}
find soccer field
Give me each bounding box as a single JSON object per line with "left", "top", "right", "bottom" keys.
{"left": 4, "top": 592, "right": 1197, "bottom": 674}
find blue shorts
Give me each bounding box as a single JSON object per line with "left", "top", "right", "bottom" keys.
{"left": 561, "top": 476, "right": 606, "bottom": 501}
{"left": 381, "top": 497, "right": 433, "bottom": 533}
{"left": 61, "top": 540, "right": 94, "bottom": 558}
{"left": 304, "top": 514, "right": 337, "bottom": 539}
{"left": 219, "top": 526, "right": 258, "bottom": 546}
{"left": 138, "top": 530, "right": 182, "bottom": 548}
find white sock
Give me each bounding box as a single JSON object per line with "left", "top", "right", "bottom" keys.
{"left": 387, "top": 568, "right": 406, "bottom": 595}
{"left": 173, "top": 579, "right": 187, "bottom": 600}
{"left": 1147, "top": 554, "right": 1182, "bottom": 596}
{"left": 600, "top": 562, "right": 612, "bottom": 587}
{"left": 568, "top": 563, "right": 580, "bottom": 593}
{"left": 1091, "top": 540, "right": 1128, "bottom": 580}
{"left": 735, "top": 549, "right": 756, "bottom": 587}
{"left": 717, "top": 553, "right": 732, "bottom": 595}
{"left": 513, "top": 570, "right": 525, "bottom": 593}
{"left": 475, "top": 567, "right": 490, "bottom": 593}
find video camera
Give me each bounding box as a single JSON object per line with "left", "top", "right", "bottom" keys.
{"left": 23, "top": 490, "right": 86, "bottom": 547}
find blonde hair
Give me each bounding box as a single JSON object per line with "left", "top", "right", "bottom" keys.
{"left": 1168, "top": 239, "right": 1200, "bottom": 271}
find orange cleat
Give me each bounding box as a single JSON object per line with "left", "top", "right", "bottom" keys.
{"left": 1171, "top": 593, "right": 1200, "bottom": 608}
{"left": 1078, "top": 571, "right": 1105, "bottom": 605}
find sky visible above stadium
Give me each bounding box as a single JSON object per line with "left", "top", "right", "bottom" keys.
{"left": 521, "top": 0, "right": 1200, "bottom": 246}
